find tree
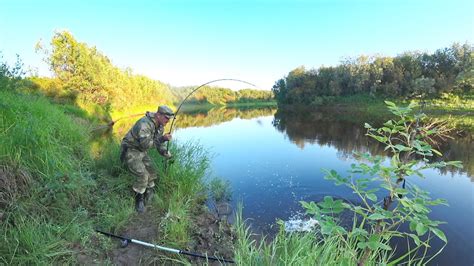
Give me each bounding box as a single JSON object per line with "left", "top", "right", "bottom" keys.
{"left": 272, "top": 78, "right": 287, "bottom": 103}
{"left": 37, "top": 30, "right": 176, "bottom": 110}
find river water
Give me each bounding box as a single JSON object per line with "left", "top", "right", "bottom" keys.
{"left": 157, "top": 106, "right": 472, "bottom": 264}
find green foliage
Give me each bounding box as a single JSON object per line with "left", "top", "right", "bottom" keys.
{"left": 272, "top": 78, "right": 288, "bottom": 103}
{"left": 0, "top": 90, "right": 91, "bottom": 183}
{"left": 274, "top": 43, "right": 473, "bottom": 105}
{"left": 36, "top": 30, "right": 176, "bottom": 111}
{"left": 300, "top": 102, "right": 462, "bottom": 264}
{"left": 172, "top": 85, "right": 274, "bottom": 106}
{"left": 174, "top": 106, "right": 276, "bottom": 129}
{"left": 0, "top": 89, "right": 212, "bottom": 264}
{"left": 233, "top": 206, "right": 391, "bottom": 265}
{"left": 425, "top": 92, "right": 474, "bottom": 112}
{"left": 0, "top": 52, "right": 26, "bottom": 91}
{"left": 208, "top": 177, "right": 232, "bottom": 202}
{"left": 0, "top": 215, "right": 74, "bottom": 265}
{"left": 0, "top": 90, "right": 96, "bottom": 263}
{"left": 152, "top": 141, "right": 210, "bottom": 246}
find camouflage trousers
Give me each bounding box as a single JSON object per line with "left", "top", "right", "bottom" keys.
{"left": 120, "top": 145, "right": 158, "bottom": 194}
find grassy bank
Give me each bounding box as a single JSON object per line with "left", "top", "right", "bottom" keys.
{"left": 1, "top": 87, "right": 467, "bottom": 264}
{"left": 177, "top": 101, "right": 277, "bottom": 113}
{"left": 277, "top": 93, "right": 473, "bottom": 124}
{"left": 0, "top": 89, "right": 219, "bottom": 264}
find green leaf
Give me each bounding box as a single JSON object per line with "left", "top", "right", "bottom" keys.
{"left": 409, "top": 221, "right": 417, "bottom": 232}
{"left": 377, "top": 242, "right": 392, "bottom": 251}
{"left": 300, "top": 201, "right": 320, "bottom": 216}
{"left": 383, "top": 120, "right": 394, "bottom": 127}
{"left": 446, "top": 161, "right": 463, "bottom": 168}
{"left": 431, "top": 228, "right": 447, "bottom": 243}
{"left": 394, "top": 144, "right": 411, "bottom": 151}
{"left": 351, "top": 228, "right": 368, "bottom": 237}
{"left": 368, "top": 213, "right": 386, "bottom": 220}
{"left": 373, "top": 135, "right": 388, "bottom": 143}
{"left": 320, "top": 223, "right": 335, "bottom": 235}
{"left": 357, "top": 242, "right": 367, "bottom": 249}
{"left": 394, "top": 188, "right": 408, "bottom": 195}
{"left": 430, "top": 198, "right": 449, "bottom": 206}
{"left": 408, "top": 234, "right": 421, "bottom": 246}
{"left": 364, "top": 123, "right": 372, "bottom": 129}
{"left": 366, "top": 193, "right": 377, "bottom": 202}
{"left": 431, "top": 148, "right": 443, "bottom": 156}
{"left": 380, "top": 127, "right": 391, "bottom": 133}
{"left": 380, "top": 183, "right": 392, "bottom": 191}
{"left": 353, "top": 206, "right": 366, "bottom": 215}
{"left": 367, "top": 240, "right": 379, "bottom": 250}
{"left": 416, "top": 223, "right": 428, "bottom": 236}
{"left": 413, "top": 203, "right": 427, "bottom": 213}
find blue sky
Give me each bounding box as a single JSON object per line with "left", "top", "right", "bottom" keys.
{"left": 1, "top": 0, "right": 473, "bottom": 90}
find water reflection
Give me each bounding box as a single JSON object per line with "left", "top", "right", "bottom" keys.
{"left": 105, "top": 106, "right": 473, "bottom": 180}
{"left": 108, "top": 106, "right": 276, "bottom": 138}
{"left": 101, "top": 105, "right": 473, "bottom": 265}
{"left": 174, "top": 106, "right": 276, "bottom": 129}
{"left": 273, "top": 108, "right": 474, "bottom": 180}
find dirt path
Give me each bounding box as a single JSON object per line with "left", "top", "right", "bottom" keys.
{"left": 108, "top": 208, "right": 161, "bottom": 265}
{"left": 105, "top": 204, "right": 235, "bottom": 265}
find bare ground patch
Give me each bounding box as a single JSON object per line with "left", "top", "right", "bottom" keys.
{"left": 100, "top": 204, "right": 235, "bottom": 265}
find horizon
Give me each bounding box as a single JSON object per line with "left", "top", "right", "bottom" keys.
{"left": 1, "top": 0, "right": 473, "bottom": 90}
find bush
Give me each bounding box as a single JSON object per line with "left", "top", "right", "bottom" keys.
{"left": 301, "top": 101, "right": 462, "bottom": 264}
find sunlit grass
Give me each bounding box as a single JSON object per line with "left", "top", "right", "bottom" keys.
{"left": 3, "top": 87, "right": 466, "bottom": 264}
{"left": 0, "top": 90, "right": 211, "bottom": 264}
{"left": 0, "top": 214, "right": 75, "bottom": 265}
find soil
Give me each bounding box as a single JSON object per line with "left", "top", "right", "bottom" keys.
{"left": 96, "top": 202, "right": 236, "bottom": 265}
{"left": 108, "top": 208, "right": 162, "bottom": 265}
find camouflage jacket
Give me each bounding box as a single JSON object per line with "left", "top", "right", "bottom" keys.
{"left": 121, "top": 112, "right": 168, "bottom": 155}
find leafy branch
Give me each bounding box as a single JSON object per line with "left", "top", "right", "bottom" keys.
{"left": 301, "top": 101, "right": 462, "bottom": 265}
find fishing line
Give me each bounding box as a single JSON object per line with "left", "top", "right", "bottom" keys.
{"left": 165, "top": 78, "right": 256, "bottom": 152}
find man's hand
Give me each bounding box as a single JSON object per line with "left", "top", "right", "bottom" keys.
{"left": 163, "top": 151, "right": 173, "bottom": 159}
{"left": 162, "top": 133, "right": 172, "bottom": 142}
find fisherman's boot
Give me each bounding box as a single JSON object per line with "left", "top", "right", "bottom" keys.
{"left": 144, "top": 188, "right": 154, "bottom": 205}
{"left": 135, "top": 192, "right": 145, "bottom": 213}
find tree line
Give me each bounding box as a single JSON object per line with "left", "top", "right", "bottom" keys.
{"left": 272, "top": 43, "right": 473, "bottom": 106}
{"left": 172, "top": 86, "right": 274, "bottom": 105}
{"left": 1, "top": 31, "right": 273, "bottom": 113}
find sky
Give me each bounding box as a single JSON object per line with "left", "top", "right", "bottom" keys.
{"left": 1, "top": 0, "right": 473, "bottom": 90}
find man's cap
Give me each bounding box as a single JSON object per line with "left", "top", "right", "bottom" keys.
{"left": 157, "top": 105, "right": 175, "bottom": 119}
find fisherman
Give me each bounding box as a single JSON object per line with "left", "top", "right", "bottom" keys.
{"left": 120, "top": 105, "right": 174, "bottom": 213}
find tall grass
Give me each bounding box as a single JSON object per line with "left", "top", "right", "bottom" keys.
{"left": 0, "top": 89, "right": 97, "bottom": 263}
{"left": 233, "top": 206, "right": 392, "bottom": 265}
{"left": 152, "top": 141, "right": 210, "bottom": 246}
{"left": 0, "top": 89, "right": 216, "bottom": 264}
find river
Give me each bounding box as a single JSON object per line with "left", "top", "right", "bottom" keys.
{"left": 166, "top": 105, "right": 474, "bottom": 265}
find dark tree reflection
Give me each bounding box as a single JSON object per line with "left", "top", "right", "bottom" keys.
{"left": 273, "top": 107, "right": 474, "bottom": 180}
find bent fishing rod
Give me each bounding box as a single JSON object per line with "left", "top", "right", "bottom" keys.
{"left": 167, "top": 78, "right": 256, "bottom": 134}
{"left": 165, "top": 78, "right": 256, "bottom": 152}
{"left": 96, "top": 229, "right": 235, "bottom": 263}
{"left": 99, "top": 78, "right": 256, "bottom": 131}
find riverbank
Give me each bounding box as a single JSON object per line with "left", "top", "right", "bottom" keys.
{"left": 177, "top": 101, "right": 277, "bottom": 113}
{"left": 275, "top": 93, "right": 474, "bottom": 130}
{"left": 0, "top": 88, "right": 388, "bottom": 264}
{"left": 0, "top": 89, "right": 236, "bottom": 264}
{"left": 2, "top": 88, "right": 471, "bottom": 264}
{"left": 281, "top": 92, "right": 472, "bottom": 109}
